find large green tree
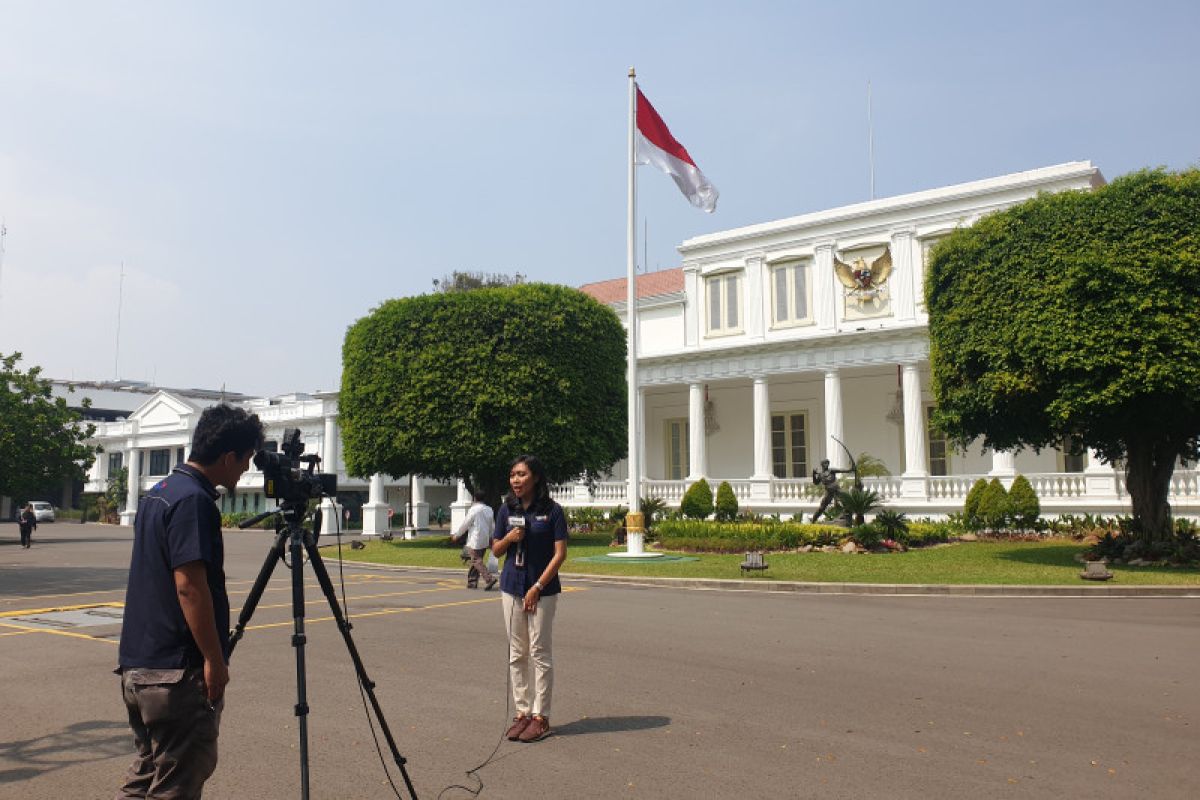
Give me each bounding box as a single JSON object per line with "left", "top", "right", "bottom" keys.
{"left": 927, "top": 168, "right": 1200, "bottom": 540}
{"left": 339, "top": 283, "right": 627, "bottom": 504}
{"left": 0, "top": 352, "right": 98, "bottom": 502}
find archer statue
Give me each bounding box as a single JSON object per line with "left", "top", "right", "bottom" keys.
{"left": 811, "top": 436, "right": 862, "bottom": 524}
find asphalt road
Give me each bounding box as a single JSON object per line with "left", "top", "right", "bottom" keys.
{"left": 1, "top": 523, "right": 1198, "bottom": 799}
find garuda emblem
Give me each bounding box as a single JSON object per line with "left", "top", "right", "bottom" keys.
{"left": 834, "top": 246, "right": 893, "bottom": 304}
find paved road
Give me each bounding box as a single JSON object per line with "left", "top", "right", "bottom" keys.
{"left": 1, "top": 523, "right": 1198, "bottom": 799}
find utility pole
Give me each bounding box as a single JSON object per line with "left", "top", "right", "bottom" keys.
{"left": 114, "top": 262, "right": 125, "bottom": 379}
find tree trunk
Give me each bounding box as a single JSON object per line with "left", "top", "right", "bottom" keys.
{"left": 1123, "top": 438, "right": 1179, "bottom": 541}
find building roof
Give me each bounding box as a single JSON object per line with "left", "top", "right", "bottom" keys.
{"left": 579, "top": 268, "right": 684, "bottom": 305}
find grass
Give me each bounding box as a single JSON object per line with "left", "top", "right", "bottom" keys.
{"left": 323, "top": 532, "right": 1200, "bottom": 586}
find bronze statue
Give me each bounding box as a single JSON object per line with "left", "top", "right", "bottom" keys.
{"left": 811, "top": 459, "right": 853, "bottom": 523}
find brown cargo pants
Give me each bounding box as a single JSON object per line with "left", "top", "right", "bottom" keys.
{"left": 115, "top": 667, "right": 222, "bottom": 800}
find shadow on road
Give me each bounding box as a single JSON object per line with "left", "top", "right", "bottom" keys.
{"left": 0, "top": 719, "right": 129, "bottom": 784}
{"left": 0, "top": 565, "right": 129, "bottom": 596}
{"left": 554, "top": 715, "right": 671, "bottom": 737}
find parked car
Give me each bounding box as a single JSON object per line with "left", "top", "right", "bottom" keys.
{"left": 30, "top": 501, "right": 55, "bottom": 523}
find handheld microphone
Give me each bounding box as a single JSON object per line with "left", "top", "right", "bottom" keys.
{"left": 510, "top": 514, "right": 526, "bottom": 567}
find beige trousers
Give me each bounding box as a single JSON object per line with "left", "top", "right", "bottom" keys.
{"left": 501, "top": 591, "right": 558, "bottom": 719}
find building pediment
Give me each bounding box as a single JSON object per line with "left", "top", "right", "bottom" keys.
{"left": 129, "top": 391, "right": 201, "bottom": 434}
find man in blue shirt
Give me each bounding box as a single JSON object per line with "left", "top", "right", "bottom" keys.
{"left": 115, "top": 404, "right": 264, "bottom": 800}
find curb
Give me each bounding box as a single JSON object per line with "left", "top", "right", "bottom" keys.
{"left": 329, "top": 559, "right": 1200, "bottom": 598}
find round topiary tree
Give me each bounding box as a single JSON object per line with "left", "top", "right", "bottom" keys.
{"left": 714, "top": 481, "right": 738, "bottom": 522}
{"left": 977, "top": 478, "right": 1011, "bottom": 533}
{"left": 680, "top": 478, "right": 714, "bottom": 520}
{"left": 1007, "top": 474, "right": 1040, "bottom": 530}
{"left": 962, "top": 478, "right": 989, "bottom": 530}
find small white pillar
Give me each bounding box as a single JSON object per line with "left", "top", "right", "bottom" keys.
{"left": 823, "top": 370, "right": 846, "bottom": 469}
{"left": 900, "top": 362, "right": 929, "bottom": 499}
{"left": 450, "top": 480, "right": 472, "bottom": 532}
{"left": 361, "top": 473, "right": 390, "bottom": 537}
{"left": 688, "top": 382, "right": 707, "bottom": 480}
{"left": 121, "top": 448, "right": 141, "bottom": 527}
{"left": 989, "top": 450, "right": 1016, "bottom": 488}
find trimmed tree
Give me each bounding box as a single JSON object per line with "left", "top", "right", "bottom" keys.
{"left": 714, "top": 481, "right": 739, "bottom": 522}
{"left": 680, "top": 478, "right": 713, "bottom": 520}
{"left": 977, "top": 478, "right": 1011, "bottom": 533}
{"left": 927, "top": 168, "right": 1200, "bottom": 541}
{"left": 1007, "top": 475, "right": 1040, "bottom": 530}
{"left": 962, "top": 478, "right": 989, "bottom": 531}
{"left": 339, "top": 284, "right": 627, "bottom": 505}
{"left": 0, "top": 353, "right": 97, "bottom": 503}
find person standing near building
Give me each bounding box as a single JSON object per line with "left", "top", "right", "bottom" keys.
{"left": 492, "top": 454, "right": 568, "bottom": 744}
{"left": 114, "top": 404, "right": 264, "bottom": 800}
{"left": 450, "top": 489, "right": 496, "bottom": 590}
{"left": 18, "top": 503, "right": 36, "bottom": 548}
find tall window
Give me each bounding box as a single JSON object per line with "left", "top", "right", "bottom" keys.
{"left": 148, "top": 449, "right": 171, "bottom": 476}
{"left": 665, "top": 419, "right": 690, "bottom": 480}
{"left": 927, "top": 406, "right": 948, "bottom": 476}
{"left": 175, "top": 447, "right": 185, "bottom": 466}
{"left": 107, "top": 452, "right": 123, "bottom": 477}
{"left": 771, "top": 413, "right": 808, "bottom": 478}
{"left": 1062, "top": 435, "right": 1085, "bottom": 473}
{"left": 706, "top": 272, "right": 742, "bottom": 334}
{"left": 771, "top": 262, "right": 811, "bottom": 327}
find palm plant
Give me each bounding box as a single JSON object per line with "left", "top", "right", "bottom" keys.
{"left": 831, "top": 487, "right": 881, "bottom": 526}
{"left": 874, "top": 509, "right": 910, "bottom": 543}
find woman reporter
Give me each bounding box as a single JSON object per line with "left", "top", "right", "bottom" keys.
{"left": 491, "top": 454, "right": 567, "bottom": 743}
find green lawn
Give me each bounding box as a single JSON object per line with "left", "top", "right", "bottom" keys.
{"left": 325, "top": 533, "right": 1200, "bottom": 586}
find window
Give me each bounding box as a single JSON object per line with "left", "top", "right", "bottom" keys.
{"left": 148, "top": 449, "right": 171, "bottom": 476}
{"left": 770, "top": 262, "right": 811, "bottom": 327}
{"left": 176, "top": 447, "right": 185, "bottom": 466}
{"left": 107, "top": 452, "right": 123, "bottom": 477}
{"left": 1062, "top": 435, "right": 1085, "bottom": 473}
{"left": 706, "top": 272, "right": 741, "bottom": 334}
{"left": 771, "top": 413, "right": 808, "bottom": 478}
{"left": 927, "top": 406, "right": 948, "bottom": 476}
{"left": 665, "top": 419, "right": 690, "bottom": 480}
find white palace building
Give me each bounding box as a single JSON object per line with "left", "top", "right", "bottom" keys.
{"left": 77, "top": 161, "right": 1200, "bottom": 530}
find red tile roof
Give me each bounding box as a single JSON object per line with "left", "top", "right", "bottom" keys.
{"left": 579, "top": 268, "right": 684, "bottom": 305}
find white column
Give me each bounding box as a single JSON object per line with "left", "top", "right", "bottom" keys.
{"left": 450, "top": 480, "right": 472, "bottom": 531}
{"left": 814, "top": 242, "right": 837, "bottom": 333}
{"left": 900, "top": 362, "right": 929, "bottom": 499}
{"left": 823, "top": 370, "right": 846, "bottom": 468}
{"left": 744, "top": 255, "right": 765, "bottom": 340}
{"left": 1084, "top": 448, "right": 1119, "bottom": 498}
{"left": 750, "top": 376, "right": 773, "bottom": 502}
{"left": 892, "top": 230, "right": 916, "bottom": 322}
{"left": 989, "top": 450, "right": 1016, "bottom": 488}
{"left": 683, "top": 264, "right": 700, "bottom": 348}
{"left": 322, "top": 415, "right": 339, "bottom": 474}
{"left": 411, "top": 476, "right": 429, "bottom": 531}
{"left": 121, "top": 447, "right": 140, "bottom": 526}
{"left": 361, "top": 472, "right": 390, "bottom": 537}
{"left": 688, "top": 382, "right": 707, "bottom": 480}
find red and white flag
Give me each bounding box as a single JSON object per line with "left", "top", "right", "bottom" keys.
{"left": 635, "top": 86, "right": 718, "bottom": 213}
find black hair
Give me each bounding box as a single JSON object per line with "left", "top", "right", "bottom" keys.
{"left": 188, "top": 404, "right": 266, "bottom": 465}
{"left": 472, "top": 489, "right": 488, "bottom": 503}
{"left": 505, "top": 453, "right": 550, "bottom": 508}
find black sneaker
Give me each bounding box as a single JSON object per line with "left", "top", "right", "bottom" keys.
{"left": 484, "top": 578, "right": 498, "bottom": 591}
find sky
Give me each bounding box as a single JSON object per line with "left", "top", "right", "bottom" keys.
{"left": 1, "top": 0, "right": 1197, "bottom": 397}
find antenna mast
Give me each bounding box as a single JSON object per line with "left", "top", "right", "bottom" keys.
{"left": 867, "top": 81, "right": 876, "bottom": 200}
{"left": 0, "top": 220, "right": 7, "bottom": 306}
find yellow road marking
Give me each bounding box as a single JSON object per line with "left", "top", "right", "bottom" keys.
{"left": 0, "top": 619, "right": 117, "bottom": 644}
{"left": 0, "top": 601, "right": 124, "bottom": 618}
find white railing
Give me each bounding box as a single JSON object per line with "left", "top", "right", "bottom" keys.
{"left": 1027, "top": 473, "right": 1087, "bottom": 498}
{"left": 592, "top": 481, "right": 628, "bottom": 503}
{"left": 550, "top": 484, "right": 574, "bottom": 502}
{"left": 927, "top": 475, "right": 977, "bottom": 500}
{"left": 862, "top": 476, "right": 903, "bottom": 500}
{"left": 1169, "top": 471, "right": 1200, "bottom": 500}
{"left": 643, "top": 480, "right": 686, "bottom": 504}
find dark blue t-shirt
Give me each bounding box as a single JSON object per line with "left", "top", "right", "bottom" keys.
{"left": 493, "top": 498, "right": 568, "bottom": 597}
{"left": 118, "top": 464, "right": 230, "bottom": 669}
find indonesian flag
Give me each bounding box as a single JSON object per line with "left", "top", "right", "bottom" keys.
{"left": 635, "top": 86, "right": 719, "bottom": 213}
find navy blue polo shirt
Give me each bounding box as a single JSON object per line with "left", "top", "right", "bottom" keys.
{"left": 118, "top": 464, "right": 230, "bottom": 669}
{"left": 493, "top": 498, "right": 568, "bottom": 597}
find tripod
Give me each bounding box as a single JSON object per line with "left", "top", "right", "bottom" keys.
{"left": 229, "top": 499, "right": 418, "bottom": 800}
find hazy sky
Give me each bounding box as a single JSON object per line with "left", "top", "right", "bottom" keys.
{"left": 1, "top": 1, "right": 1196, "bottom": 396}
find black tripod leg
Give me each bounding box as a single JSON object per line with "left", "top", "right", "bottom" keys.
{"left": 228, "top": 528, "right": 288, "bottom": 655}
{"left": 303, "top": 535, "right": 419, "bottom": 800}
{"left": 289, "top": 526, "right": 313, "bottom": 800}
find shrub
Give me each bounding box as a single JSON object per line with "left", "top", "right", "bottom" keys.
{"left": 640, "top": 496, "right": 668, "bottom": 530}
{"left": 680, "top": 478, "right": 714, "bottom": 520}
{"left": 907, "top": 520, "right": 960, "bottom": 546}
{"left": 567, "top": 507, "right": 609, "bottom": 531}
{"left": 874, "top": 509, "right": 910, "bottom": 543}
{"left": 962, "top": 478, "right": 989, "bottom": 530}
{"left": 1007, "top": 475, "right": 1040, "bottom": 529}
{"left": 714, "top": 481, "right": 739, "bottom": 522}
{"left": 852, "top": 522, "right": 885, "bottom": 549}
{"left": 831, "top": 486, "right": 880, "bottom": 526}
{"left": 977, "top": 478, "right": 1011, "bottom": 532}
{"left": 656, "top": 519, "right": 844, "bottom": 552}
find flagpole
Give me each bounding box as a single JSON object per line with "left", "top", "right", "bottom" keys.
{"left": 624, "top": 66, "right": 646, "bottom": 556}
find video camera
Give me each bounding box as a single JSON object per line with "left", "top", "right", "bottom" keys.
{"left": 254, "top": 428, "right": 337, "bottom": 503}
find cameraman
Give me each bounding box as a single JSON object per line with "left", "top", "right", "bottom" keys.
{"left": 115, "top": 404, "right": 264, "bottom": 800}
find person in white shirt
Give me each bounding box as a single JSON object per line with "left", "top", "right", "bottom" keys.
{"left": 451, "top": 491, "right": 497, "bottom": 590}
